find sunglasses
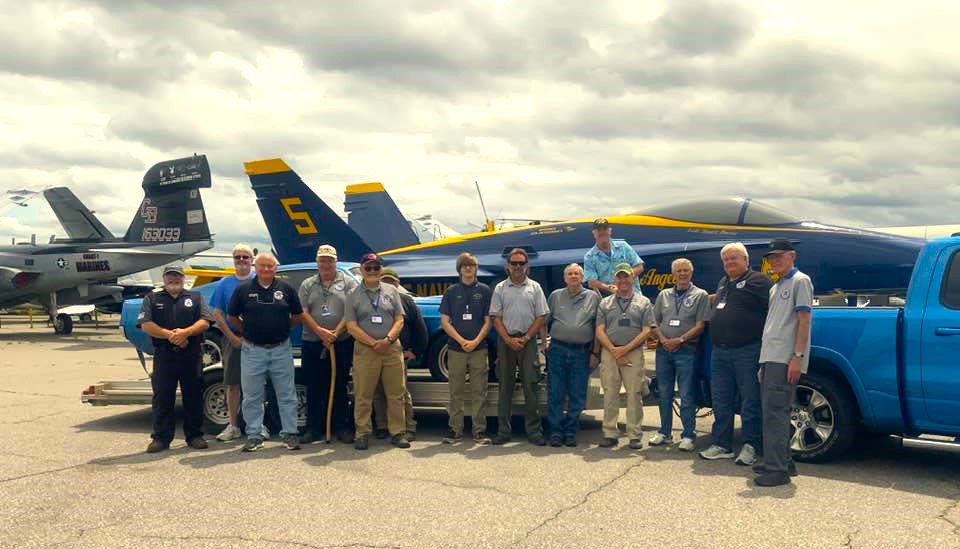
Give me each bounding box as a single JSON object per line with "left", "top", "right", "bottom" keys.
{"left": 363, "top": 265, "right": 382, "bottom": 273}
{"left": 233, "top": 255, "right": 251, "bottom": 260}
{"left": 509, "top": 261, "right": 527, "bottom": 266}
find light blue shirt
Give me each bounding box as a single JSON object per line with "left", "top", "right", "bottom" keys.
{"left": 584, "top": 239, "right": 644, "bottom": 292}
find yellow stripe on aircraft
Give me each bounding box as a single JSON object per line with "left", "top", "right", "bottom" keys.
{"left": 345, "top": 182, "right": 385, "bottom": 194}
{"left": 243, "top": 158, "right": 291, "bottom": 176}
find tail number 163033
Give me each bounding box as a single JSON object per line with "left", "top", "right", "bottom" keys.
{"left": 141, "top": 227, "right": 182, "bottom": 242}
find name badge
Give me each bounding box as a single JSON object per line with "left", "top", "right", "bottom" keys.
{"left": 716, "top": 302, "right": 726, "bottom": 310}
{"left": 617, "top": 318, "right": 631, "bottom": 327}
{"left": 371, "top": 315, "right": 383, "bottom": 324}
{"left": 668, "top": 319, "right": 681, "bottom": 327}
{"left": 462, "top": 313, "right": 473, "bottom": 321}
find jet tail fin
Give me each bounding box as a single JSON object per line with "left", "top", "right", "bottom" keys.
{"left": 123, "top": 155, "right": 212, "bottom": 244}
{"left": 344, "top": 182, "right": 420, "bottom": 251}
{"left": 244, "top": 158, "right": 373, "bottom": 264}
{"left": 43, "top": 187, "right": 115, "bottom": 241}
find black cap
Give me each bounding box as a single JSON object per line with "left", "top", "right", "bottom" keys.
{"left": 360, "top": 252, "right": 382, "bottom": 265}
{"left": 162, "top": 264, "right": 186, "bottom": 276}
{"left": 593, "top": 217, "right": 610, "bottom": 229}
{"left": 764, "top": 238, "right": 795, "bottom": 256}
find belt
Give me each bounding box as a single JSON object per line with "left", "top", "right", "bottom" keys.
{"left": 551, "top": 339, "right": 591, "bottom": 349}
{"left": 250, "top": 341, "right": 285, "bottom": 349}
{"left": 714, "top": 341, "right": 759, "bottom": 349}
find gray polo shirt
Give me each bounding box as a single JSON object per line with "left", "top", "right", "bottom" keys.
{"left": 344, "top": 281, "right": 405, "bottom": 340}
{"left": 760, "top": 269, "right": 814, "bottom": 372}
{"left": 490, "top": 276, "right": 549, "bottom": 335}
{"left": 299, "top": 272, "right": 358, "bottom": 343}
{"left": 547, "top": 287, "right": 600, "bottom": 344}
{"left": 597, "top": 292, "right": 656, "bottom": 346}
{"left": 654, "top": 284, "right": 710, "bottom": 343}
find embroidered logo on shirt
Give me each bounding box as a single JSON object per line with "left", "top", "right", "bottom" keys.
{"left": 780, "top": 288, "right": 791, "bottom": 299}
{"left": 736, "top": 280, "right": 746, "bottom": 289}
{"left": 274, "top": 290, "right": 284, "bottom": 301}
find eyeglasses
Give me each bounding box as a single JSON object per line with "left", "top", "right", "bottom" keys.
{"left": 363, "top": 265, "right": 382, "bottom": 273}
{"left": 233, "top": 255, "right": 251, "bottom": 260}
{"left": 509, "top": 261, "right": 527, "bottom": 266}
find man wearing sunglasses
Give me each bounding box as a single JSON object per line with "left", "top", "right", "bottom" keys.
{"left": 344, "top": 253, "right": 409, "bottom": 450}
{"left": 211, "top": 244, "right": 256, "bottom": 442}
{"left": 490, "top": 248, "right": 549, "bottom": 446}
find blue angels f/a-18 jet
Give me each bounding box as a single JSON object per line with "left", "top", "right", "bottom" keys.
{"left": 0, "top": 155, "right": 215, "bottom": 334}
{"left": 243, "top": 158, "right": 924, "bottom": 298}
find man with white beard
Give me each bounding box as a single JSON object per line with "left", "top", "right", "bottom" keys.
{"left": 137, "top": 264, "right": 213, "bottom": 453}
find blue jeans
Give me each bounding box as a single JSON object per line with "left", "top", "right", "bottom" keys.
{"left": 655, "top": 346, "right": 698, "bottom": 440}
{"left": 709, "top": 342, "right": 762, "bottom": 451}
{"left": 547, "top": 341, "right": 590, "bottom": 437}
{"left": 241, "top": 340, "right": 298, "bottom": 439}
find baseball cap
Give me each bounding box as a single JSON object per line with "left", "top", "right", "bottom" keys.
{"left": 380, "top": 267, "right": 400, "bottom": 282}
{"left": 593, "top": 217, "right": 610, "bottom": 229}
{"left": 316, "top": 244, "right": 337, "bottom": 259}
{"left": 764, "top": 238, "right": 796, "bottom": 256}
{"left": 163, "top": 264, "right": 186, "bottom": 276}
{"left": 360, "top": 252, "right": 382, "bottom": 265}
{"left": 613, "top": 262, "right": 633, "bottom": 276}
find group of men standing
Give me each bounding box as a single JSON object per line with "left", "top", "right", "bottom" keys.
{"left": 138, "top": 217, "right": 812, "bottom": 487}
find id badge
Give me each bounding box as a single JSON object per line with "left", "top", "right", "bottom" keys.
{"left": 371, "top": 315, "right": 384, "bottom": 324}
{"left": 462, "top": 313, "right": 473, "bottom": 321}
{"left": 668, "top": 319, "right": 681, "bottom": 327}
{"left": 716, "top": 302, "right": 726, "bottom": 310}
{"left": 617, "top": 317, "right": 631, "bottom": 327}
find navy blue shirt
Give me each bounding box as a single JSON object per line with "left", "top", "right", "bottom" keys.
{"left": 227, "top": 276, "right": 303, "bottom": 345}
{"left": 710, "top": 270, "right": 771, "bottom": 348}
{"left": 439, "top": 281, "right": 492, "bottom": 352}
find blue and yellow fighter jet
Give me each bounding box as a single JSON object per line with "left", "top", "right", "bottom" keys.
{"left": 243, "top": 158, "right": 924, "bottom": 298}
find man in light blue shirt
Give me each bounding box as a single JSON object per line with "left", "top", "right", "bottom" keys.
{"left": 584, "top": 217, "right": 644, "bottom": 295}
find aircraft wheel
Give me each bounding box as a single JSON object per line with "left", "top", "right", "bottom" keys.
{"left": 79, "top": 313, "right": 92, "bottom": 323}
{"left": 54, "top": 313, "right": 73, "bottom": 335}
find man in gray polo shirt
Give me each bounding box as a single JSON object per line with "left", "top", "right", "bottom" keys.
{"left": 650, "top": 258, "right": 710, "bottom": 451}
{"left": 344, "top": 253, "right": 408, "bottom": 450}
{"left": 595, "top": 263, "right": 656, "bottom": 449}
{"left": 755, "top": 238, "right": 813, "bottom": 487}
{"left": 546, "top": 263, "right": 600, "bottom": 447}
{"left": 490, "top": 247, "right": 549, "bottom": 446}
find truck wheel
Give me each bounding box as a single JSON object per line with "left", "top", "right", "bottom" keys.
{"left": 427, "top": 338, "right": 450, "bottom": 382}
{"left": 294, "top": 368, "right": 308, "bottom": 433}
{"left": 54, "top": 313, "right": 73, "bottom": 335}
{"left": 201, "top": 331, "right": 223, "bottom": 368}
{"left": 201, "top": 369, "right": 230, "bottom": 433}
{"left": 791, "top": 372, "right": 858, "bottom": 463}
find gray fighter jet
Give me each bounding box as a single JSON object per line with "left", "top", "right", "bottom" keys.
{"left": 0, "top": 155, "right": 215, "bottom": 334}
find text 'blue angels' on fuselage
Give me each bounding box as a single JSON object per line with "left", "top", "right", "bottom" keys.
{"left": 244, "top": 158, "right": 923, "bottom": 298}
{"left": 0, "top": 155, "right": 215, "bottom": 333}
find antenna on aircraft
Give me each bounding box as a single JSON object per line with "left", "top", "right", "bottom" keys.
{"left": 475, "top": 181, "right": 495, "bottom": 232}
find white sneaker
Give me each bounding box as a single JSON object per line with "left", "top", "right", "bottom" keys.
{"left": 678, "top": 438, "right": 695, "bottom": 452}
{"left": 699, "top": 444, "right": 735, "bottom": 460}
{"left": 215, "top": 424, "right": 242, "bottom": 442}
{"left": 261, "top": 426, "right": 271, "bottom": 440}
{"left": 648, "top": 433, "right": 671, "bottom": 446}
{"left": 735, "top": 443, "right": 758, "bottom": 466}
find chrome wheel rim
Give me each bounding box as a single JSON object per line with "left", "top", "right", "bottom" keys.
{"left": 201, "top": 340, "right": 222, "bottom": 367}
{"left": 790, "top": 385, "right": 835, "bottom": 453}
{"left": 203, "top": 383, "right": 229, "bottom": 425}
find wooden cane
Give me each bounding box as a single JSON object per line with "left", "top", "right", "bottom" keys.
{"left": 325, "top": 342, "right": 336, "bottom": 443}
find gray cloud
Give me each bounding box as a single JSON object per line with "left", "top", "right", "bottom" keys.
{"left": 652, "top": 0, "right": 755, "bottom": 56}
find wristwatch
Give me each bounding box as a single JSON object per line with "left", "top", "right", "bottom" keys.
{"left": 793, "top": 352, "right": 805, "bottom": 358}
{"left": 678, "top": 336, "right": 685, "bottom": 343}
{"left": 521, "top": 334, "right": 530, "bottom": 343}
{"left": 387, "top": 334, "right": 396, "bottom": 343}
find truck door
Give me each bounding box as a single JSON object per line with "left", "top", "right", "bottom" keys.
{"left": 920, "top": 246, "right": 960, "bottom": 427}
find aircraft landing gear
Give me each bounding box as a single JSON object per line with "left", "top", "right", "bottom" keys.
{"left": 48, "top": 292, "right": 73, "bottom": 335}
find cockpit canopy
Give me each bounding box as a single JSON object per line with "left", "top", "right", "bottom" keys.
{"left": 635, "top": 197, "right": 800, "bottom": 226}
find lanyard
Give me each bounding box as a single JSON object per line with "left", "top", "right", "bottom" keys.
{"left": 718, "top": 271, "right": 749, "bottom": 303}
{"left": 616, "top": 295, "right": 632, "bottom": 317}
{"left": 674, "top": 287, "right": 687, "bottom": 316}
{"left": 366, "top": 288, "right": 381, "bottom": 312}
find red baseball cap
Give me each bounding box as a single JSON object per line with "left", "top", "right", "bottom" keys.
{"left": 360, "top": 252, "right": 382, "bottom": 265}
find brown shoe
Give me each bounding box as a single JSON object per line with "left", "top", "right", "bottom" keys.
{"left": 146, "top": 440, "right": 168, "bottom": 453}
{"left": 188, "top": 437, "right": 208, "bottom": 450}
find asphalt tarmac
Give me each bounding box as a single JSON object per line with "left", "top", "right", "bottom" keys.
{"left": 1, "top": 319, "right": 958, "bottom": 548}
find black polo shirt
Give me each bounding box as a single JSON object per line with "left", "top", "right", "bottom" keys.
{"left": 227, "top": 276, "right": 303, "bottom": 345}
{"left": 710, "top": 270, "right": 771, "bottom": 348}
{"left": 439, "top": 281, "right": 492, "bottom": 352}
{"left": 137, "top": 289, "right": 212, "bottom": 354}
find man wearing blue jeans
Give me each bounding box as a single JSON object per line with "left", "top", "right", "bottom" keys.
{"left": 650, "top": 258, "right": 709, "bottom": 451}
{"left": 545, "top": 264, "right": 600, "bottom": 447}
{"left": 699, "top": 243, "right": 771, "bottom": 465}
{"left": 228, "top": 252, "right": 307, "bottom": 453}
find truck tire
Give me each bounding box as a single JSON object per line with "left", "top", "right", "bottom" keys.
{"left": 201, "top": 330, "right": 223, "bottom": 368}
{"left": 791, "top": 371, "right": 858, "bottom": 463}
{"left": 201, "top": 369, "right": 230, "bottom": 434}
{"left": 427, "top": 338, "right": 499, "bottom": 382}
{"left": 54, "top": 313, "right": 73, "bottom": 335}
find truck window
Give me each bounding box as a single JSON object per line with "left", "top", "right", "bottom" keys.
{"left": 941, "top": 250, "right": 960, "bottom": 309}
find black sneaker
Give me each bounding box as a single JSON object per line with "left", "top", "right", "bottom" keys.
{"left": 374, "top": 428, "right": 389, "bottom": 439}
{"left": 628, "top": 438, "right": 643, "bottom": 450}
{"left": 299, "top": 432, "right": 321, "bottom": 445}
{"left": 391, "top": 434, "right": 411, "bottom": 449}
{"left": 754, "top": 471, "right": 791, "bottom": 487}
{"left": 492, "top": 433, "right": 511, "bottom": 445}
{"left": 473, "top": 432, "right": 492, "bottom": 445}
{"left": 337, "top": 430, "right": 355, "bottom": 444}
{"left": 242, "top": 437, "right": 264, "bottom": 452}
{"left": 753, "top": 462, "right": 798, "bottom": 477}
{"left": 564, "top": 435, "right": 577, "bottom": 447}
{"left": 146, "top": 440, "right": 168, "bottom": 454}
{"left": 283, "top": 434, "right": 301, "bottom": 451}
{"left": 599, "top": 437, "right": 618, "bottom": 448}
{"left": 549, "top": 435, "right": 563, "bottom": 447}
{"left": 529, "top": 434, "right": 547, "bottom": 446}
{"left": 354, "top": 435, "right": 369, "bottom": 450}
{"left": 406, "top": 431, "right": 417, "bottom": 442}
{"left": 187, "top": 437, "right": 208, "bottom": 450}
{"left": 442, "top": 430, "right": 463, "bottom": 444}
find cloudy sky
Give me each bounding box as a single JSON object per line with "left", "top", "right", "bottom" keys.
{"left": 2, "top": 0, "right": 958, "bottom": 251}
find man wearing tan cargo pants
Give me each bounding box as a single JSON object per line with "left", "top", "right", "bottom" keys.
{"left": 595, "top": 263, "right": 656, "bottom": 449}
{"left": 344, "top": 253, "right": 408, "bottom": 451}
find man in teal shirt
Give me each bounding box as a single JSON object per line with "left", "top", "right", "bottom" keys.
{"left": 584, "top": 218, "right": 644, "bottom": 296}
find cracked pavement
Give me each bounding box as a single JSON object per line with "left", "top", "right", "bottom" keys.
{"left": 2, "top": 323, "right": 960, "bottom": 548}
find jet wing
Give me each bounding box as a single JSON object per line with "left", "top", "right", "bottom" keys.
{"left": 43, "top": 187, "right": 115, "bottom": 240}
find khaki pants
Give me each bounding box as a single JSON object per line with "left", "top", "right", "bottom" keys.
{"left": 353, "top": 340, "right": 406, "bottom": 437}
{"left": 373, "top": 361, "right": 416, "bottom": 433}
{"left": 447, "top": 348, "right": 489, "bottom": 435}
{"left": 600, "top": 347, "right": 647, "bottom": 440}
{"left": 497, "top": 338, "right": 542, "bottom": 438}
